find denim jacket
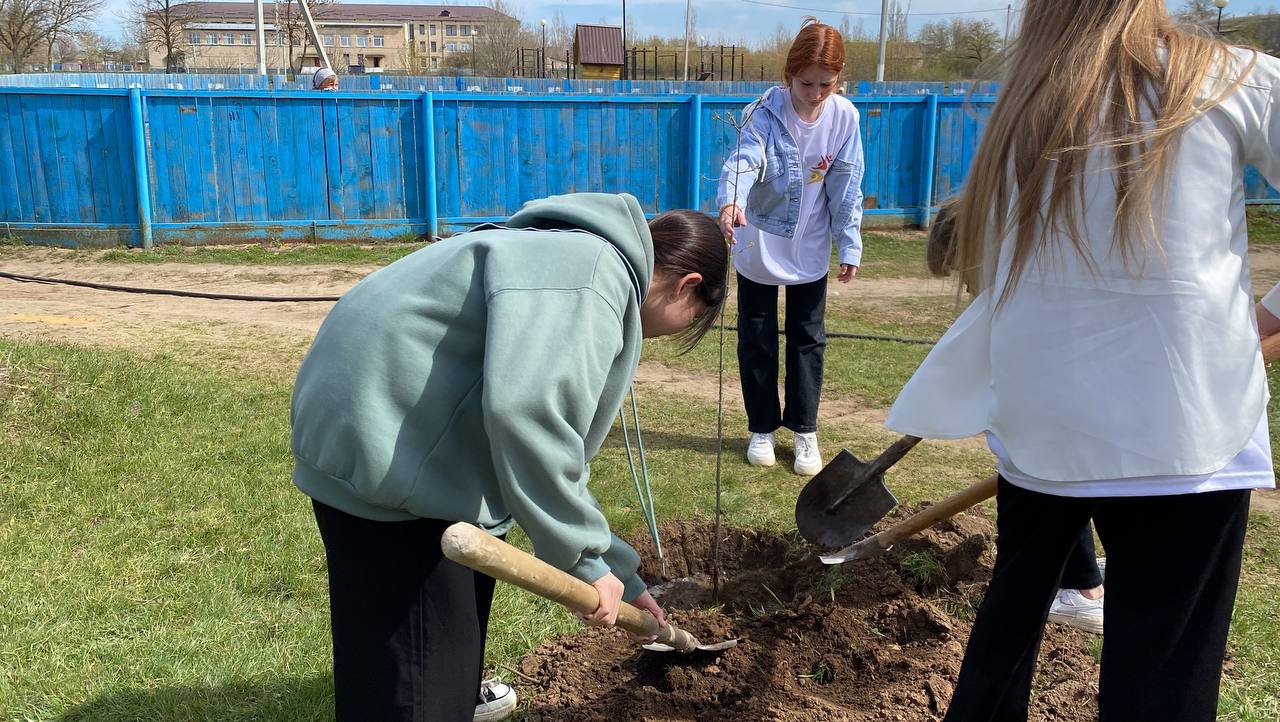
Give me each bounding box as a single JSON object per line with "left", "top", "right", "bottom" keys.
{"left": 715, "top": 86, "right": 866, "bottom": 267}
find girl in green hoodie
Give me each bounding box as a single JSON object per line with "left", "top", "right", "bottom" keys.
{"left": 290, "top": 193, "right": 728, "bottom": 721}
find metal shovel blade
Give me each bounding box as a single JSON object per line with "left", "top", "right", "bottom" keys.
{"left": 795, "top": 449, "right": 899, "bottom": 548}
{"left": 643, "top": 638, "right": 740, "bottom": 653}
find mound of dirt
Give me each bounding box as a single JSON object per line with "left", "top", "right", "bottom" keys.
{"left": 517, "top": 509, "right": 1099, "bottom": 721}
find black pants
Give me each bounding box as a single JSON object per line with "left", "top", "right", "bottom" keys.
{"left": 312, "top": 500, "right": 495, "bottom": 722}
{"left": 736, "top": 272, "right": 827, "bottom": 434}
{"left": 1060, "top": 522, "right": 1104, "bottom": 591}
{"left": 943, "top": 479, "right": 1250, "bottom": 722}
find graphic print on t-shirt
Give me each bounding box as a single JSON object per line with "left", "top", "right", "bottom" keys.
{"left": 808, "top": 155, "right": 834, "bottom": 184}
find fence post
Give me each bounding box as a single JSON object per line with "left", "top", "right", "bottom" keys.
{"left": 689, "top": 94, "right": 702, "bottom": 211}
{"left": 128, "top": 87, "right": 153, "bottom": 249}
{"left": 422, "top": 92, "right": 438, "bottom": 238}
{"left": 918, "top": 93, "right": 939, "bottom": 228}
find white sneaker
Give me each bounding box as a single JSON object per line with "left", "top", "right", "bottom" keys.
{"left": 747, "top": 432, "right": 777, "bottom": 467}
{"left": 475, "top": 678, "right": 517, "bottom": 721}
{"left": 793, "top": 432, "right": 823, "bottom": 476}
{"left": 1047, "top": 588, "right": 1104, "bottom": 634}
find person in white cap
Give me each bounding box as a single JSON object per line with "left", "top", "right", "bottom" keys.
{"left": 313, "top": 67, "right": 338, "bottom": 91}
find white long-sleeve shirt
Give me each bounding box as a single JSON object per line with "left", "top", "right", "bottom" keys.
{"left": 887, "top": 47, "right": 1280, "bottom": 493}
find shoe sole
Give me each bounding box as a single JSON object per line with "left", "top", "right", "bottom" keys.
{"left": 793, "top": 460, "right": 822, "bottom": 476}
{"left": 1046, "top": 610, "right": 1104, "bottom": 635}
{"left": 747, "top": 451, "right": 776, "bottom": 467}
{"left": 474, "top": 696, "right": 517, "bottom": 722}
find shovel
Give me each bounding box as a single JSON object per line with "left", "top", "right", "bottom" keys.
{"left": 440, "top": 523, "right": 738, "bottom": 653}
{"left": 818, "top": 474, "right": 999, "bottom": 564}
{"left": 795, "top": 434, "right": 922, "bottom": 547}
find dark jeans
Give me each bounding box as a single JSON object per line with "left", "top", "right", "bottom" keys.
{"left": 944, "top": 478, "right": 1250, "bottom": 722}
{"left": 1060, "top": 522, "right": 1104, "bottom": 591}
{"left": 736, "top": 272, "right": 827, "bottom": 434}
{"left": 312, "top": 500, "right": 495, "bottom": 722}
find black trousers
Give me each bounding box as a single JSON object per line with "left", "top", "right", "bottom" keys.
{"left": 736, "top": 272, "right": 827, "bottom": 434}
{"left": 943, "top": 478, "right": 1250, "bottom": 722}
{"left": 1060, "top": 522, "right": 1104, "bottom": 591}
{"left": 312, "top": 500, "right": 495, "bottom": 722}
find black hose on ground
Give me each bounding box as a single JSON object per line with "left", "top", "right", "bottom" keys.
{"left": 714, "top": 325, "right": 936, "bottom": 346}
{"left": 0, "top": 271, "right": 941, "bottom": 347}
{"left": 0, "top": 270, "right": 342, "bottom": 302}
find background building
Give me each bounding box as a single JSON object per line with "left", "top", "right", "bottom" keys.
{"left": 147, "top": 2, "right": 514, "bottom": 74}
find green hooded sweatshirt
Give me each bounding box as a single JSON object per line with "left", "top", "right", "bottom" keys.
{"left": 291, "top": 193, "right": 653, "bottom": 600}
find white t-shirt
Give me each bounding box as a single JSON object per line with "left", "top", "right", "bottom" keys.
{"left": 733, "top": 90, "right": 857, "bottom": 286}
{"left": 987, "top": 412, "right": 1275, "bottom": 497}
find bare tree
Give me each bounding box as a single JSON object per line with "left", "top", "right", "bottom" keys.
{"left": 954, "top": 19, "right": 1000, "bottom": 64}
{"left": 0, "top": 0, "right": 52, "bottom": 71}
{"left": 472, "top": 0, "right": 529, "bottom": 77}
{"left": 1176, "top": 0, "right": 1218, "bottom": 30}
{"left": 130, "top": 0, "right": 191, "bottom": 72}
{"left": 271, "top": 0, "right": 336, "bottom": 74}
{"left": 43, "top": 0, "right": 98, "bottom": 68}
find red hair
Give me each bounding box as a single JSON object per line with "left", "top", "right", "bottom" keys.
{"left": 783, "top": 16, "right": 845, "bottom": 82}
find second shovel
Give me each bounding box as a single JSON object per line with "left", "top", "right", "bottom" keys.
{"left": 794, "top": 435, "right": 921, "bottom": 547}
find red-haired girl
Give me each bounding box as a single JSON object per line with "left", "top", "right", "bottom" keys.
{"left": 716, "top": 17, "right": 866, "bottom": 476}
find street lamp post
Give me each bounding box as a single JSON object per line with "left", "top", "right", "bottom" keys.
{"left": 540, "top": 18, "right": 547, "bottom": 78}
{"left": 471, "top": 28, "right": 478, "bottom": 75}
{"left": 1214, "top": 0, "right": 1228, "bottom": 33}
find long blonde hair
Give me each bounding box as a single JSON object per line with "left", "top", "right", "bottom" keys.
{"left": 952, "top": 0, "right": 1253, "bottom": 302}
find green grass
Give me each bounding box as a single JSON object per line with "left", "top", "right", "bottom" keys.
{"left": 4, "top": 219, "right": 1280, "bottom": 718}
{"left": 1248, "top": 208, "right": 1280, "bottom": 246}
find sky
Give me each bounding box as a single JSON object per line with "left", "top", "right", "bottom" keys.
{"left": 89, "top": 0, "right": 1280, "bottom": 45}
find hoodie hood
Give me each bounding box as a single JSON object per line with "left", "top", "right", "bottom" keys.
{"left": 506, "top": 192, "right": 654, "bottom": 303}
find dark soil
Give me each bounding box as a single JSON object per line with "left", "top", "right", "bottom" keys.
{"left": 517, "top": 509, "right": 1100, "bottom": 721}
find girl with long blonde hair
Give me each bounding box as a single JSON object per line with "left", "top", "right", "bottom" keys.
{"left": 887, "top": 2, "right": 1280, "bottom": 718}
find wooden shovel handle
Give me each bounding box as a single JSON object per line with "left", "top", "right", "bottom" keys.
{"left": 872, "top": 474, "right": 999, "bottom": 550}
{"left": 440, "top": 523, "right": 699, "bottom": 651}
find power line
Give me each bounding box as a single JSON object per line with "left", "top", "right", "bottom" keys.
{"left": 740, "top": 0, "right": 1018, "bottom": 17}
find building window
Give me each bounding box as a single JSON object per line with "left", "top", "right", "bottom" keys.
{"left": 357, "top": 53, "right": 365, "bottom": 65}
{"left": 431, "top": 58, "right": 438, "bottom": 69}
{"left": 340, "top": 35, "right": 350, "bottom": 47}
{"left": 342, "top": 53, "right": 350, "bottom": 65}
{"left": 371, "top": 56, "right": 382, "bottom": 68}
{"left": 207, "top": 34, "right": 218, "bottom": 45}
{"left": 460, "top": 24, "right": 470, "bottom": 36}
{"left": 222, "top": 33, "right": 233, "bottom": 45}
{"left": 356, "top": 35, "right": 368, "bottom": 47}
{"left": 188, "top": 32, "right": 200, "bottom": 45}
{"left": 323, "top": 35, "right": 334, "bottom": 46}
{"left": 445, "top": 42, "right": 457, "bottom": 52}
{"left": 430, "top": 41, "right": 437, "bottom": 52}
{"left": 418, "top": 23, "right": 425, "bottom": 35}
{"left": 241, "top": 34, "right": 252, "bottom": 45}
{"left": 418, "top": 40, "right": 426, "bottom": 50}
{"left": 445, "top": 24, "right": 456, "bottom": 36}
{"left": 430, "top": 24, "right": 437, "bottom": 35}
{"left": 373, "top": 35, "right": 384, "bottom": 47}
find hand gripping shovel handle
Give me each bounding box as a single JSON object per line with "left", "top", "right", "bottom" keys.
{"left": 440, "top": 523, "right": 700, "bottom": 651}
{"left": 821, "top": 475, "right": 999, "bottom": 564}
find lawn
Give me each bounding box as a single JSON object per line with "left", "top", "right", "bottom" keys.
{"left": 2, "top": 218, "right": 1279, "bottom": 720}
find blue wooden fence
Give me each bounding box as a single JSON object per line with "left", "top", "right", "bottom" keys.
{"left": 0, "top": 86, "right": 1276, "bottom": 248}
